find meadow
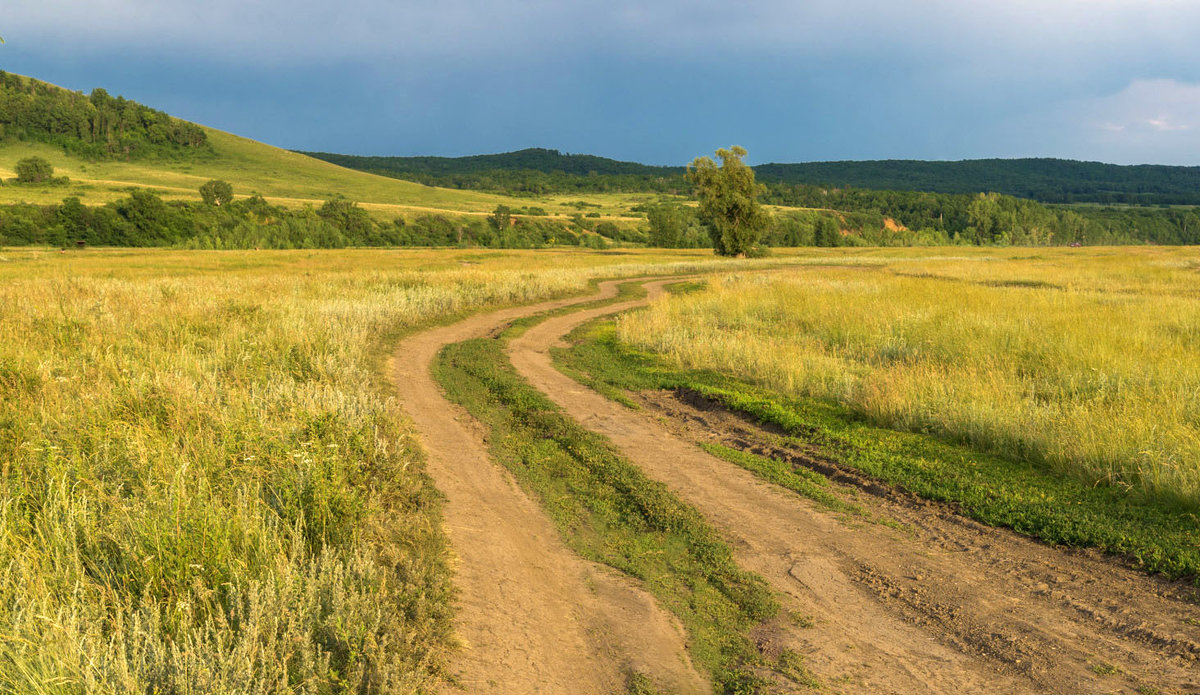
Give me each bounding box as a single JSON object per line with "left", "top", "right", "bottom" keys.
{"left": 0, "top": 131, "right": 669, "bottom": 221}
{"left": 616, "top": 246, "right": 1200, "bottom": 510}
{"left": 0, "top": 246, "right": 804, "bottom": 694}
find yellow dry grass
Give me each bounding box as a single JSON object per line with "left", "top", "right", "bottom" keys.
{"left": 0, "top": 246, "right": 807, "bottom": 693}
{"left": 618, "top": 246, "right": 1200, "bottom": 508}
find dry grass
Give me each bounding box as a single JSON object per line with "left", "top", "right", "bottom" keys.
{"left": 0, "top": 247, "right": 807, "bottom": 693}
{"left": 618, "top": 246, "right": 1200, "bottom": 508}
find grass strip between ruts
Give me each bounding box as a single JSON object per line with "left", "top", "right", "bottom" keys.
{"left": 432, "top": 282, "right": 822, "bottom": 693}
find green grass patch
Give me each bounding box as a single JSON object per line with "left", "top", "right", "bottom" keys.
{"left": 698, "top": 442, "right": 853, "bottom": 513}
{"left": 433, "top": 335, "right": 784, "bottom": 692}
{"left": 556, "top": 320, "right": 1200, "bottom": 584}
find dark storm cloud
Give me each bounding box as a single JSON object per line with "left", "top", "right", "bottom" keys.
{"left": 6, "top": 0, "right": 1200, "bottom": 163}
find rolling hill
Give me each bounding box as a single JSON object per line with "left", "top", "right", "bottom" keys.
{"left": 0, "top": 75, "right": 661, "bottom": 219}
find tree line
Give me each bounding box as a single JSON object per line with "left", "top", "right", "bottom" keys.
{"left": 0, "top": 72, "right": 208, "bottom": 159}
{"left": 0, "top": 185, "right": 625, "bottom": 250}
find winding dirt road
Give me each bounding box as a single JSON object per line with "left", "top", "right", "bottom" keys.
{"left": 389, "top": 279, "right": 708, "bottom": 695}
{"left": 506, "top": 278, "right": 1200, "bottom": 695}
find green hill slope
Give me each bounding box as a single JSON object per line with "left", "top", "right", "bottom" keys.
{"left": 0, "top": 76, "right": 660, "bottom": 219}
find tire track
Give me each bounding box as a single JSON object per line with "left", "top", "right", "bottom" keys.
{"left": 389, "top": 278, "right": 708, "bottom": 694}
{"left": 507, "top": 278, "right": 1199, "bottom": 694}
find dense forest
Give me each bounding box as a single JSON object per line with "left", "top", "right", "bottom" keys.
{"left": 0, "top": 72, "right": 209, "bottom": 159}
{"left": 300, "top": 148, "right": 686, "bottom": 195}
{"left": 754, "top": 158, "right": 1200, "bottom": 206}
{"left": 760, "top": 185, "right": 1200, "bottom": 246}
{"left": 305, "top": 149, "right": 1200, "bottom": 206}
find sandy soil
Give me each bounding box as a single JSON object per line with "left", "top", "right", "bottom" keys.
{"left": 507, "top": 278, "right": 1200, "bottom": 695}
{"left": 389, "top": 279, "right": 708, "bottom": 695}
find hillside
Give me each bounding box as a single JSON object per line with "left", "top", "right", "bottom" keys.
{"left": 0, "top": 76, "right": 662, "bottom": 219}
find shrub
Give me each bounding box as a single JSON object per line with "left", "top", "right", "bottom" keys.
{"left": 15, "top": 157, "right": 54, "bottom": 184}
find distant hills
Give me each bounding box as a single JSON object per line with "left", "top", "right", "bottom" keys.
{"left": 754, "top": 159, "right": 1200, "bottom": 205}
{"left": 304, "top": 149, "right": 1200, "bottom": 206}
{"left": 301, "top": 148, "right": 681, "bottom": 178}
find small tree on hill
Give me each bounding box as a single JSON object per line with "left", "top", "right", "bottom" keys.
{"left": 686, "top": 146, "right": 769, "bottom": 256}
{"left": 199, "top": 179, "right": 234, "bottom": 206}
{"left": 15, "top": 156, "right": 54, "bottom": 183}
{"left": 488, "top": 205, "right": 512, "bottom": 233}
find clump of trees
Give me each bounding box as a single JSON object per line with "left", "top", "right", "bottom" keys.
{"left": 0, "top": 72, "right": 208, "bottom": 159}
{"left": 686, "top": 146, "right": 770, "bottom": 256}
{"left": 644, "top": 204, "right": 710, "bottom": 248}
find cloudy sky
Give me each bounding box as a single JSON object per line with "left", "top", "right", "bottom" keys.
{"left": 5, "top": 1, "right": 1200, "bottom": 165}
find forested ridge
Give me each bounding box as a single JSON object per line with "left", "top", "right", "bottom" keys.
{"left": 0, "top": 72, "right": 208, "bottom": 159}
{"left": 300, "top": 148, "right": 686, "bottom": 195}
{"left": 304, "top": 149, "right": 1200, "bottom": 206}
{"left": 754, "top": 158, "right": 1200, "bottom": 206}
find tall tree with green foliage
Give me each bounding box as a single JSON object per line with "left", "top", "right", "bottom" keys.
{"left": 814, "top": 217, "right": 841, "bottom": 247}
{"left": 199, "top": 179, "right": 234, "bottom": 206}
{"left": 646, "top": 203, "right": 687, "bottom": 247}
{"left": 686, "top": 146, "right": 770, "bottom": 256}
{"left": 488, "top": 204, "right": 512, "bottom": 233}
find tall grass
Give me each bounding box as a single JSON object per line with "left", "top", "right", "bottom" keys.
{"left": 618, "top": 247, "right": 1200, "bottom": 508}
{"left": 0, "top": 247, "right": 807, "bottom": 693}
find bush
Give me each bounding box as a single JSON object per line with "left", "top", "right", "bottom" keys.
{"left": 15, "top": 157, "right": 54, "bottom": 184}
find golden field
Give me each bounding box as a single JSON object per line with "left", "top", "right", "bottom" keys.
{"left": 0, "top": 247, "right": 802, "bottom": 693}
{"left": 618, "top": 247, "right": 1200, "bottom": 509}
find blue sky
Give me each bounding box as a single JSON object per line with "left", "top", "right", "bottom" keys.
{"left": 6, "top": 1, "right": 1200, "bottom": 165}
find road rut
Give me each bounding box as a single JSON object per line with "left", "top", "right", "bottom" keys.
{"left": 508, "top": 278, "right": 1200, "bottom": 695}
{"left": 390, "top": 279, "right": 708, "bottom": 694}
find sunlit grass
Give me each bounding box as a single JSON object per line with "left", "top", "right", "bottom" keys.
{"left": 618, "top": 246, "right": 1200, "bottom": 508}
{"left": 0, "top": 132, "right": 672, "bottom": 221}
{"left": 0, "top": 247, "right": 814, "bottom": 692}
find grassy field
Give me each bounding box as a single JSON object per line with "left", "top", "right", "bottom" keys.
{"left": 0, "top": 247, "right": 808, "bottom": 693}
{"left": 5, "top": 244, "right": 1197, "bottom": 692}
{"left": 0, "top": 132, "right": 669, "bottom": 221}
{"left": 614, "top": 247, "right": 1200, "bottom": 511}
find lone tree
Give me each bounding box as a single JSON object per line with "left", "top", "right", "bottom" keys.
{"left": 199, "top": 179, "right": 234, "bottom": 206}
{"left": 488, "top": 205, "right": 512, "bottom": 233}
{"left": 15, "top": 156, "right": 54, "bottom": 184}
{"left": 686, "top": 146, "right": 769, "bottom": 256}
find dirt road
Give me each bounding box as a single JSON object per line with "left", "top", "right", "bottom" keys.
{"left": 507, "top": 278, "right": 1200, "bottom": 695}
{"left": 389, "top": 279, "right": 708, "bottom": 694}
